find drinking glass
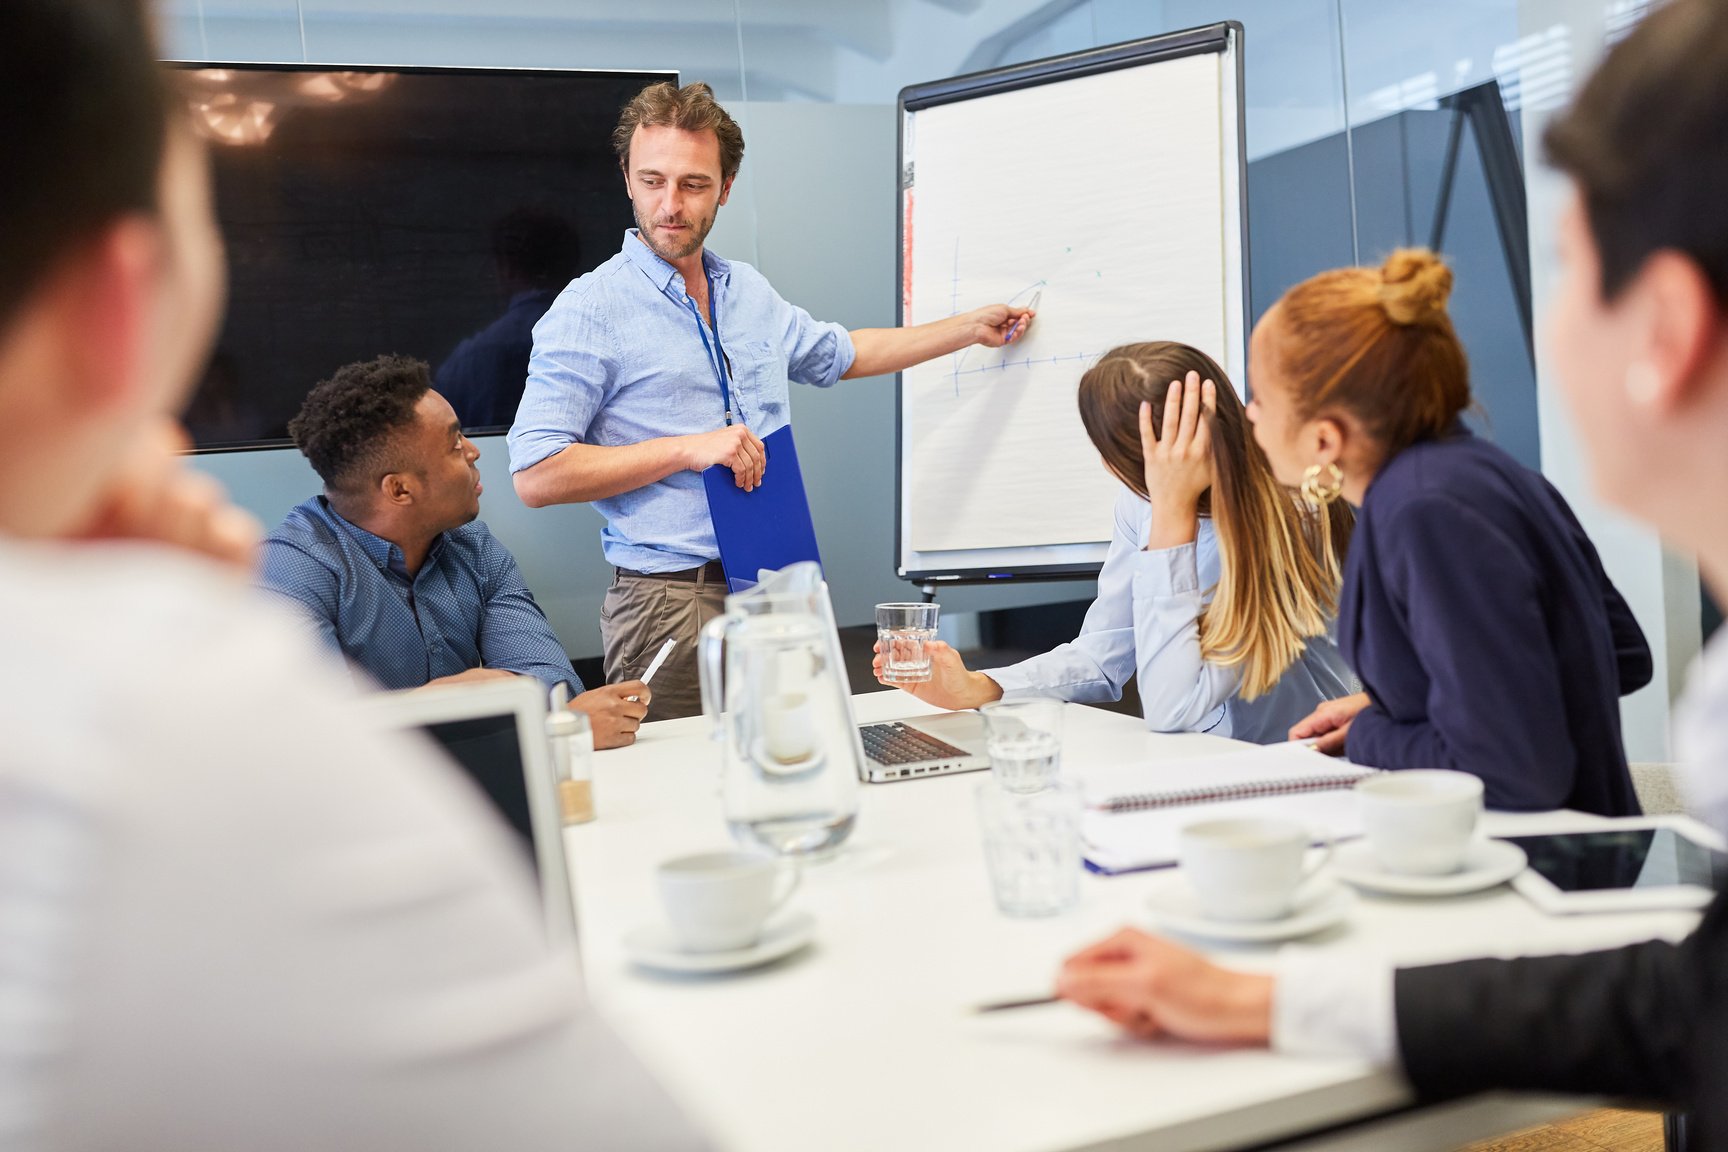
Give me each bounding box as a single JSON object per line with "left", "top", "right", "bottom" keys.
{"left": 876, "top": 602, "right": 939, "bottom": 683}
{"left": 980, "top": 697, "right": 1063, "bottom": 792}
{"left": 975, "top": 779, "right": 1081, "bottom": 917}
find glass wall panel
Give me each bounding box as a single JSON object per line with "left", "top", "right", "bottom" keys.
{"left": 1101, "top": 1, "right": 1358, "bottom": 323}
{"left": 167, "top": 2, "right": 743, "bottom": 90}
{"left": 1340, "top": 0, "right": 1540, "bottom": 468}
{"left": 159, "top": 0, "right": 308, "bottom": 61}
{"left": 296, "top": 1, "right": 741, "bottom": 86}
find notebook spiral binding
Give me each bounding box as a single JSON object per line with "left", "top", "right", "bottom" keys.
{"left": 1096, "top": 773, "right": 1369, "bottom": 814}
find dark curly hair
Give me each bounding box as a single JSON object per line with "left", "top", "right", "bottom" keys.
{"left": 287, "top": 355, "right": 431, "bottom": 495}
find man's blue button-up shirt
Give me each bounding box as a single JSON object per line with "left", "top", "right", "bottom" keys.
{"left": 507, "top": 230, "right": 856, "bottom": 572}
{"left": 259, "top": 496, "right": 582, "bottom": 695}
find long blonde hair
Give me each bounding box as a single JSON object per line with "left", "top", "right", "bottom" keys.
{"left": 1077, "top": 342, "right": 1351, "bottom": 698}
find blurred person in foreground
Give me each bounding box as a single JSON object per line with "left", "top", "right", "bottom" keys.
{"left": 0, "top": 2, "right": 704, "bottom": 1148}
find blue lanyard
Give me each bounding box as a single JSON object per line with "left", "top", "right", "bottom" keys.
{"left": 683, "top": 272, "right": 733, "bottom": 425}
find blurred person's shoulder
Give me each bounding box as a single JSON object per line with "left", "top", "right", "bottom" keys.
{"left": 0, "top": 536, "right": 529, "bottom": 877}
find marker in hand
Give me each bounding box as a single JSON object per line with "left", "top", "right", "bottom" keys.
{"left": 641, "top": 637, "right": 677, "bottom": 685}
{"left": 627, "top": 637, "right": 678, "bottom": 702}
{"left": 1003, "top": 289, "right": 1042, "bottom": 344}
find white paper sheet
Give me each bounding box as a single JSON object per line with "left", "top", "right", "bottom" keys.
{"left": 903, "top": 53, "right": 1231, "bottom": 554}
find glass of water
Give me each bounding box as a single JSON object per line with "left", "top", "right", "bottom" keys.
{"left": 875, "top": 602, "right": 939, "bottom": 683}
{"left": 979, "top": 697, "right": 1063, "bottom": 793}
{"left": 976, "top": 778, "right": 1082, "bottom": 917}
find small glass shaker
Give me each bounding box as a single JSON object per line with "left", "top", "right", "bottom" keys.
{"left": 546, "top": 707, "right": 596, "bottom": 826}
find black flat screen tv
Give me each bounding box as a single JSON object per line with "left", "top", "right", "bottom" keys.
{"left": 168, "top": 63, "right": 670, "bottom": 450}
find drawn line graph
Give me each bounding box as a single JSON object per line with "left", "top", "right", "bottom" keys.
{"left": 931, "top": 243, "right": 1109, "bottom": 395}
{"left": 950, "top": 351, "right": 1099, "bottom": 379}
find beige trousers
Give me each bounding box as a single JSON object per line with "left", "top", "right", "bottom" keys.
{"left": 599, "top": 569, "right": 727, "bottom": 722}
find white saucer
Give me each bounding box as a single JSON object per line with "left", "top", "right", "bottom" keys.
{"left": 1331, "top": 838, "right": 1528, "bottom": 897}
{"left": 624, "top": 912, "right": 816, "bottom": 974}
{"left": 1148, "top": 883, "right": 1354, "bottom": 944}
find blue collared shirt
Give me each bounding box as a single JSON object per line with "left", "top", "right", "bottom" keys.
{"left": 507, "top": 230, "right": 856, "bottom": 572}
{"left": 258, "top": 496, "right": 582, "bottom": 695}
{"left": 987, "top": 487, "right": 1357, "bottom": 743}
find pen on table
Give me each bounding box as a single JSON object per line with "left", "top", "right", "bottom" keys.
{"left": 1003, "top": 289, "right": 1041, "bottom": 344}
{"left": 973, "top": 994, "right": 1060, "bottom": 1014}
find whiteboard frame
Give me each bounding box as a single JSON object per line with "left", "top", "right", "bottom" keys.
{"left": 893, "top": 22, "right": 1249, "bottom": 585}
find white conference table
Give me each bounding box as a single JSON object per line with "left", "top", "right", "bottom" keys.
{"left": 567, "top": 694, "right": 1697, "bottom": 1152}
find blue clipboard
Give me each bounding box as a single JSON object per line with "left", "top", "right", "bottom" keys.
{"left": 701, "top": 424, "right": 823, "bottom": 594}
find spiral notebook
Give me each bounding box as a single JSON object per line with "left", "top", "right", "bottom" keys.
{"left": 1079, "top": 742, "right": 1377, "bottom": 875}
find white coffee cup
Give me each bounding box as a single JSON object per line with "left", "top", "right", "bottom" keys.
{"left": 1179, "top": 818, "right": 1328, "bottom": 922}
{"left": 656, "top": 851, "right": 800, "bottom": 953}
{"left": 1356, "top": 770, "right": 1483, "bottom": 876}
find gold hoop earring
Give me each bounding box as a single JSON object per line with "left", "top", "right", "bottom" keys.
{"left": 1300, "top": 463, "right": 1344, "bottom": 506}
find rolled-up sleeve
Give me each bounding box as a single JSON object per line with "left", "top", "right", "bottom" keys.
{"left": 777, "top": 296, "right": 854, "bottom": 387}
{"left": 507, "top": 289, "right": 620, "bottom": 474}
{"left": 474, "top": 534, "right": 582, "bottom": 695}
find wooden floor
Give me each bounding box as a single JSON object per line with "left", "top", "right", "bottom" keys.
{"left": 1457, "top": 1109, "right": 1664, "bottom": 1152}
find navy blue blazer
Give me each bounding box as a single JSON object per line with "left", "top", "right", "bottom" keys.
{"left": 1340, "top": 429, "right": 1651, "bottom": 815}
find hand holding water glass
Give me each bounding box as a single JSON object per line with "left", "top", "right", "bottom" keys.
{"left": 876, "top": 602, "right": 939, "bottom": 683}
{"left": 980, "top": 697, "right": 1063, "bottom": 792}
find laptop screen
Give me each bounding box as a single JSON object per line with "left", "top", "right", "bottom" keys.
{"left": 358, "top": 679, "right": 577, "bottom": 948}
{"left": 423, "top": 713, "right": 537, "bottom": 879}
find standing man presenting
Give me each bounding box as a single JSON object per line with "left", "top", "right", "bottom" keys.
{"left": 509, "top": 81, "right": 1034, "bottom": 720}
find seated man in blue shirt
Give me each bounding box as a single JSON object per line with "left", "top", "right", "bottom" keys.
{"left": 261, "top": 354, "right": 650, "bottom": 748}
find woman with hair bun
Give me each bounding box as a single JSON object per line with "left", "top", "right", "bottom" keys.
{"left": 1249, "top": 247, "right": 1652, "bottom": 815}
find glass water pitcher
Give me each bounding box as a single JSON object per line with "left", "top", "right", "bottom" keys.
{"left": 698, "top": 563, "right": 861, "bottom": 858}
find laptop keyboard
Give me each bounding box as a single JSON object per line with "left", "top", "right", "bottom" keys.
{"left": 859, "top": 722, "right": 971, "bottom": 766}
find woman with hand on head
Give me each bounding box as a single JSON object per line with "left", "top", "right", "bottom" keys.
{"left": 1252, "top": 249, "right": 1651, "bottom": 815}
{"left": 875, "top": 341, "right": 1356, "bottom": 743}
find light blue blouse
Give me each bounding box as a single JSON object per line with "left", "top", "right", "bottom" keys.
{"left": 986, "top": 487, "right": 1357, "bottom": 743}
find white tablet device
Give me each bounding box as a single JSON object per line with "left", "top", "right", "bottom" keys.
{"left": 1505, "top": 815, "right": 1727, "bottom": 915}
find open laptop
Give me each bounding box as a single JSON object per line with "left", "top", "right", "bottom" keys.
{"left": 358, "top": 678, "right": 578, "bottom": 949}
{"left": 726, "top": 561, "right": 992, "bottom": 784}
{"left": 853, "top": 709, "right": 991, "bottom": 783}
